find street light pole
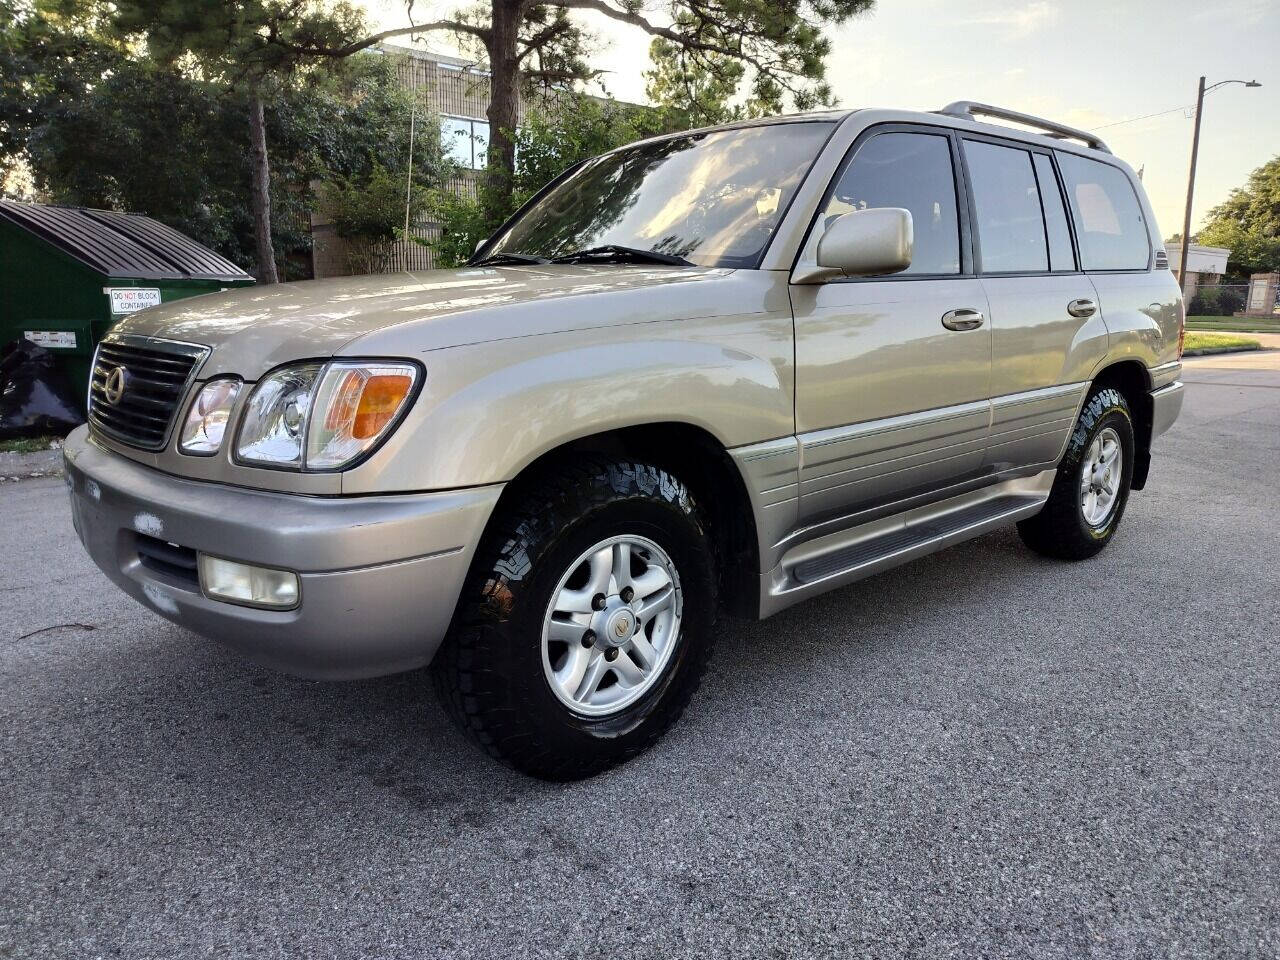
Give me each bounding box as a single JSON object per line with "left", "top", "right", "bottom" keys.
{"left": 1176, "top": 76, "right": 1206, "bottom": 293}
{"left": 1176, "top": 77, "right": 1261, "bottom": 291}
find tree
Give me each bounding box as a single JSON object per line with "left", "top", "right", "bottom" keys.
{"left": 1197, "top": 155, "right": 1280, "bottom": 274}
{"left": 269, "top": 0, "right": 876, "bottom": 231}
{"left": 98, "top": 0, "right": 375, "bottom": 282}
{"left": 2, "top": 16, "right": 446, "bottom": 278}
{"left": 429, "top": 91, "right": 667, "bottom": 266}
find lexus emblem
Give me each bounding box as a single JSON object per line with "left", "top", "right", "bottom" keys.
{"left": 614, "top": 617, "right": 630, "bottom": 638}
{"left": 103, "top": 366, "right": 128, "bottom": 405}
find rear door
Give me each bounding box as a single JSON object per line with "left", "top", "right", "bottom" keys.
{"left": 791, "top": 126, "right": 991, "bottom": 525}
{"left": 1054, "top": 151, "right": 1182, "bottom": 371}
{"left": 960, "top": 136, "right": 1108, "bottom": 473}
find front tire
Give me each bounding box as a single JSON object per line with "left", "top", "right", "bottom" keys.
{"left": 433, "top": 459, "right": 717, "bottom": 780}
{"left": 1018, "top": 386, "right": 1135, "bottom": 561}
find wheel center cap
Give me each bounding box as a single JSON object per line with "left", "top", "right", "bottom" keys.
{"left": 597, "top": 603, "right": 634, "bottom": 648}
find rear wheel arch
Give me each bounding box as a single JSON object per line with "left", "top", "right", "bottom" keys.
{"left": 1089, "top": 360, "right": 1153, "bottom": 490}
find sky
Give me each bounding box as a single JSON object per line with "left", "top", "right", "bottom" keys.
{"left": 360, "top": 0, "right": 1279, "bottom": 240}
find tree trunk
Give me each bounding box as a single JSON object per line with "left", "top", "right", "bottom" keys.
{"left": 482, "top": 0, "right": 521, "bottom": 230}
{"left": 248, "top": 95, "right": 279, "bottom": 284}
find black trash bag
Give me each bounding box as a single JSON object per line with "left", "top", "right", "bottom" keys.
{"left": 0, "top": 338, "right": 86, "bottom": 441}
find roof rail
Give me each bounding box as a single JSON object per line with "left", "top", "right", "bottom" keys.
{"left": 936, "top": 101, "right": 1110, "bottom": 153}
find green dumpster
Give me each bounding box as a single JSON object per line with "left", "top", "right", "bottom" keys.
{"left": 0, "top": 201, "right": 254, "bottom": 409}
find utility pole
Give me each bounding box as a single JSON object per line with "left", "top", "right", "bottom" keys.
{"left": 1176, "top": 77, "right": 1261, "bottom": 291}
{"left": 1176, "top": 77, "right": 1206, "bottom": 292}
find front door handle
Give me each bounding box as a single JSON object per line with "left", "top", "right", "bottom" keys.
{"left": 1068, "top": 298, "right": 1097, "bottom": 318}
{"left": 941, "top": 308, "right": 985, "bottom": 331}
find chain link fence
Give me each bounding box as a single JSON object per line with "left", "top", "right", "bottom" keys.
{"left": 1186, "top": 283, "right": 1250, "bottom": 316}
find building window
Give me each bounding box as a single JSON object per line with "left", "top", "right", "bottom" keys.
{"left": 442, "top": 115, "right": 489, "bottom": 170}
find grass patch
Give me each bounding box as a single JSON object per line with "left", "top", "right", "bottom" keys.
{"left": 1183, "top": 332, "right": 1262, "bottom": 356}
{"left": 1186, "top": 315, "right": 1280, "bottom": 334}
{"left": 0, "top": 435, "right": 60, "bottom": 454}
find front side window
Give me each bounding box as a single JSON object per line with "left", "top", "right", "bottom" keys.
{"left": 964, "top": 139, "right": 1048, "bottom": 273}
{"left": 1056, "top": 153, "right": 1150, "bottom": 271}
{"left": 816, "top": 131, "right": 961, "bottom": 275}
{"left": 484, "top": 122, "right": 834, "bottom": 268}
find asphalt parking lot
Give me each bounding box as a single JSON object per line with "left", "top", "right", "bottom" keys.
{"left": 3, "top": 350, "right": 1279, "bottom": 959}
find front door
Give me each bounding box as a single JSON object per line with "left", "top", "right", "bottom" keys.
{"left": 791, "top": 127, "right": 992, "bottom": 525}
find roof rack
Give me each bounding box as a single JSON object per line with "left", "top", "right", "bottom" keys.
{"left": 935, "top": 101, "right": 1110, "bottom": 153}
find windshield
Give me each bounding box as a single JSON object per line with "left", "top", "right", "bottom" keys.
{"left": 483, "top": 121, "right": 835, "bottom": 269}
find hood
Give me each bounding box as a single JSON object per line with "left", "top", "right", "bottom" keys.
{"left": 110, "top": 264, "right": 733, "bottom": 378}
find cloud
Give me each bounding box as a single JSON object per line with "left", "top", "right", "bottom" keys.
{"left": 967, "top": 1, "right": 1061, "bottom": 37}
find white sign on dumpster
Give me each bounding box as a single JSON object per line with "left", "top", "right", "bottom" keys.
{"left": 24, "top": 330, "right": 77, "bottom": 349}
{"left": 107, "top": 288, "right": 162, "bottom": 314}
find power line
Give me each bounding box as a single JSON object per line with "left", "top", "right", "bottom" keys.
{"left": 1091, "top": 103, "right": 1194, "bottom": 131}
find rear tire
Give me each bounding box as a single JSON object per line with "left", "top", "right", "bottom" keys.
{"left": 1018, "top": 386, "right": 1135, "bottom": 561}
{"left": 432, "top": 459, "right": 717, "bottom": 781}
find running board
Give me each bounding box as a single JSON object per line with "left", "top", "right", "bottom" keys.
{"left": 758, "top": 470, "right": 1053, "bottom": 618}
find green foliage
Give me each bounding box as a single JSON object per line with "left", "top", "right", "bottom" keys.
{"left": 1188, "top": 287, "right": 1219, "bottom": 316}
{"left": 1188, "top": 286, "right": 1246, "bottom": 317}
{"left": 265, "top": 0, "right": 876, "bottom": 225}
{"left": 106, "top": 0, "right": 368, "bottom": 88}
{"left": 2, "top": 13, "right": 445, "bottom": 277}
{"left": 430, "top": 92, "right": 669, "bottom": 267}
{"left": 1197, "top": 155, "right": 1280, "bottom": 274}
{"left": 428, "top": 186, "right": 490, "bottom": 269}
{"left": 510, "top": 95, "right": 669, "bottom": 207}
{"left": 1181, "top": 332, "right": 1260, "bottom": 355}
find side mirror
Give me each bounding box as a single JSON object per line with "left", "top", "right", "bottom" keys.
{"left": 795, "top": 207, "right": 914, "bottom": 283}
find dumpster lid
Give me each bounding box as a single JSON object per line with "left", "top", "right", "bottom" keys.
{"left": 0, "top": 200, "right": 251, "bottom": 283}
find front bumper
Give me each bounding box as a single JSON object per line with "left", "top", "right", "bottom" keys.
{"left": 63, "top": 426, "right": 501, "bottom": 679}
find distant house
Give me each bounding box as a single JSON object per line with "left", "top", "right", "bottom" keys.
{"left": 1165, "top": 242, "right": 1231, "bottom": 299}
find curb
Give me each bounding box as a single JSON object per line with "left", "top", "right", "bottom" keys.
{"left": 1182, "top": 345, "right": 1265, "bottom": 357}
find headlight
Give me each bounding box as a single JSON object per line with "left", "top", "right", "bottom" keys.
{"left": 178, "top": 378, "right": 241, "bottom": 455}
{"left": 235, "top": 360, "right": 419, "bottom": 471}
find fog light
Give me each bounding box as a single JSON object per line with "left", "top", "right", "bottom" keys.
{"left": 198, "top": 554, "right": 299, "bottom": 609}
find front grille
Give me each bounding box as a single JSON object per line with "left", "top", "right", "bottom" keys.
{"left": 89, "top": 336, "right": 208, "bottom": 451}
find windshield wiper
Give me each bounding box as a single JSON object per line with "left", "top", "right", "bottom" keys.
{"left": 470, "top": 252, "right": 550, "bottom": 266}
{"left": 549, "top": 245, "right": 693, "bottom": 266}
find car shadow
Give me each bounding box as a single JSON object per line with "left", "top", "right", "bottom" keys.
{"left": 139, "top": 527, "right": 1035, "bottom": 806}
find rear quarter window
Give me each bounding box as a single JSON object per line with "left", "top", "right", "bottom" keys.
{"left": 1056, "top": 153, "right": 1151, "bottom": 271}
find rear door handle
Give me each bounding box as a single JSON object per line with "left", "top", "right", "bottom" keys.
{"left": 1068, "top": 298, "right": 1097, "bottom": 318}
{"left": 941, "top": 308, "right": 984, "bottom": 331}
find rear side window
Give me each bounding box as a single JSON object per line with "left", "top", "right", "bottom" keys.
{"left": 1032, "top": 154, "right": 1075, "bottom": 271}
{"left": 821, "top": 131, "right": 961, "bottom": 275}
{"left": 1056, "top": 153, "right": 1151, "bottom": 270}
{"left": 963, "top": 140, "right": 1048, "bottom": 272}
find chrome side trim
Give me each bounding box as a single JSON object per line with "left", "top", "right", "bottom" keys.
{"left": 801, "top": 398, "right": 990, "bottom": 453}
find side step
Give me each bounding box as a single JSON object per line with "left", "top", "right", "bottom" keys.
{"left": 760, "top": 471, "right": 1054, "bottom": 618}
{"left": 792, "top": 495, "right": 1034, "bottom": 584}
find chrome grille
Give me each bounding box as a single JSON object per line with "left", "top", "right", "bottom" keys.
{"left": 88, "top": 336, "right": 208, "bottom": 451}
